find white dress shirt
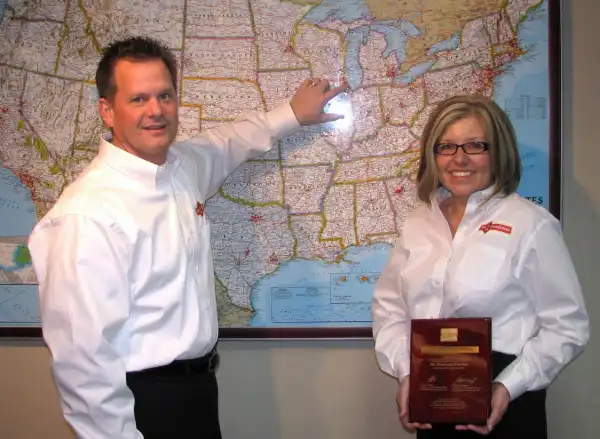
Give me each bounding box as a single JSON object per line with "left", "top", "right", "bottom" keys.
{"left": 372, "top": 185, "right": 589, "bottom": 401}
{"left": 27, "top": 102, "right": 300, "bottom": 439}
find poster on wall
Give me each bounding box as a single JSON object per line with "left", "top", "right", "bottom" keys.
{"left": 0, "top": 0, "right": 561, "bottom": 338}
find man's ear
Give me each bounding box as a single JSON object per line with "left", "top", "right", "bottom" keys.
{"left": 98, "top": 97, "right": 114, "bottom": 129}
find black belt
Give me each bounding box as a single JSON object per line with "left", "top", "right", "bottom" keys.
{"left": 129, "top": 348, "right": 220, "bottom": 377}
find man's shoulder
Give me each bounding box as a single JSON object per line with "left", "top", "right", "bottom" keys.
{"left": 169, "top": 140, "right": 201, "bottom": 167}
{"left": 36, "top": 165, "right": 133, "bottom": 231}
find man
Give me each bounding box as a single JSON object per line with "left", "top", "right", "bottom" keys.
{"left": 28, "top": 36, "right": 347, "bottom": 439}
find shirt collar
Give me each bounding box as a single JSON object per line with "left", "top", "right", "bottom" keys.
{"left": 97, "top": 133, "right": 180, "bottom": 189}
{"left": 434, "top": 184, "right": 500, "bottom": 209}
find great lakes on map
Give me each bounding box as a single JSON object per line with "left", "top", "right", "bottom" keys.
{"left": 0, "top": 0, "right": 553, "bottom": 329}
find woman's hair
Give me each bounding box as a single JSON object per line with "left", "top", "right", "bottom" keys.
{"left": 416, "top": 94, "right": 521, "bottom": 203}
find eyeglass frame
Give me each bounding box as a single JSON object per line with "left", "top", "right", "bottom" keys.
{"left": 433, "top": 141, "right": 490, "bottom": 155}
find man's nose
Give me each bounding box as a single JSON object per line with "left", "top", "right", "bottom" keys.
{"left": 146, "top": 98, "right": 163, "bottom": 117}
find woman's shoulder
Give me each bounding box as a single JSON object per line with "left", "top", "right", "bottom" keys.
{"left": 404, "top": 200, "right": 434, "bottom": 224}
{"left": 500, "top": 193, "right": 559, "bottom": 225}
{"left": 486, "top": 193, "right": 561, "bottom": 242}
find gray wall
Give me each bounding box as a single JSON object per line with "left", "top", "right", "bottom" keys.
{"left": 1, "top": 0, "right": 598, "bottom": 437}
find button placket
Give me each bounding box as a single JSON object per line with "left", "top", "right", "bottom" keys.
{"left": 431, "top": 242, "right": 451, "bottom": 288}
{"left": 169, "top": 172, "right": 195, "bottom": 263}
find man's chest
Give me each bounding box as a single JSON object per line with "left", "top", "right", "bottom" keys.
{"left": 120, "top": 177, "right": 209, "bottom": 272}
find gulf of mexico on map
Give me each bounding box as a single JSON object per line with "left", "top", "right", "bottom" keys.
{"left": 0, "top": 0, "right": 554, "bottom": 331}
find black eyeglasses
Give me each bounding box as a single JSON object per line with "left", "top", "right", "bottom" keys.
{"left": 434, "top": 141, "right": 489, "bottom": 155}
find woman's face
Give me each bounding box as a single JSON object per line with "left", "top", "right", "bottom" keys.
{"left": 435, "top": 115, "right": 493, "bottom": 199}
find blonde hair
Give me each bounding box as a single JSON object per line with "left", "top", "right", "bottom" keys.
{"left": 416, "top": 94, "right": 521, "bottom": 204}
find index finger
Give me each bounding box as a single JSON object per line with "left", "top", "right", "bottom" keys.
{"left": 323, "top": 80, "right": 348, "bottom": 103}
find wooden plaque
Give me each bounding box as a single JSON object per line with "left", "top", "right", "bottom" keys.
{"left": 409, "top": 318, "right": 492, "bottom": 425}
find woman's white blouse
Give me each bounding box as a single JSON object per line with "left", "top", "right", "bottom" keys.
{"left": 372, "top": 187, "right": 589, "bottom": 401}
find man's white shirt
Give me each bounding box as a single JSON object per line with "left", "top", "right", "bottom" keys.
{"left": 372, "top": 186, "right": 589, "bottom": 401}
{"left": 27, "top": 102, "right": 301, "bottom": 439}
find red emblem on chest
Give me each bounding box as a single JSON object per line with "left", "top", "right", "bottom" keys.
{"left": 479, "top": 221, "right": 512, "bottom": 235}
{"left": 195, "top": 201, "right": 204, "bottom": 217}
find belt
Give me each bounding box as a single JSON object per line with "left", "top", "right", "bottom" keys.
{"left": 130, "top": 348, "right": 220, "bottom": 377}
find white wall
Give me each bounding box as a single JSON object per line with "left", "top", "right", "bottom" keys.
{"left": 543, "top": 0, "right": 600, "bottom": 437}
{"left": 1, "top": 0, "right": 598, "bottom": 437}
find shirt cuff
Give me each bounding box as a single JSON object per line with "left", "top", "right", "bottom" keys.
{"left": 493, "top": 365, "right": 529, "bottom": 401}
{"left": 396, "top": 351, "right": 410, "bottom": 382}
{"left": 266, "top": 102, "right": 302, "bottom": 140}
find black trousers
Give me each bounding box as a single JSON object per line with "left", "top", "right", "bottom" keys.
{"left": 126, "top": 350, "right": 222, "bottom": 439}
{"left": 417, "top": 351, "right": 547, "bottom": 439}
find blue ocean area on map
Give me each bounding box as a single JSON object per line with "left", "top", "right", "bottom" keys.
{"left": 250, "top": 244, "right": 388, "bottom": 327}
{"left": 0, "top": 167, "right": 36, "bottom": 237}
{"left": 0, "top": 166, "right": 39, "bottom": 325}
{"left": 494, "top": 2, "right": 550, "bottom": 204}
{"left": 0, "top": 285, "right": 39, "bottom": 324}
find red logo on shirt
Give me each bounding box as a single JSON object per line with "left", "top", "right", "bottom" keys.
{"left": 195, "top": 201, "right": 204, "bottom": 217}
{"left": 479, "top": 221, "right": 512, "bottom": 235}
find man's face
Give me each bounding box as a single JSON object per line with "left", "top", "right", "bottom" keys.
{"left": 99, "top": 58, "right": 178, "bottom": 165}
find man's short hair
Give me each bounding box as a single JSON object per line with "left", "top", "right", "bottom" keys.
{"left": 95, "top": 36, "right": 178, "bottom": 100}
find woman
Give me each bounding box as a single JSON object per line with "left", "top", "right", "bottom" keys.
{"left": 372, "top": 95, "right": 589, "bottom": 438}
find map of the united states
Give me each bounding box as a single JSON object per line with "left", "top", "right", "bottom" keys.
{"left": 0, "top": 0, "right": 552, "bottom": 328}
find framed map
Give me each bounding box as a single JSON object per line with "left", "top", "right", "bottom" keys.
{"left": 0, "top": 0, "right": 561, "bottom": 338}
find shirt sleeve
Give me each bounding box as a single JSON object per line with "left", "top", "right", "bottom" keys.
{"left": 372, "top": 233, "right": 412, "bottom": 382}
{"left": 493, "top": 217, "right": 590, "bottom": 400}
{"left": 180, "top": 101, "right": 301, "bottom": 199}
{"left": 28, "top": 214, "right": 142, "bottom": 439}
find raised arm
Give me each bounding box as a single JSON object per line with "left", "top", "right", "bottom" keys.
{"left": 28, "top": 214, "right": 141, "bottom": 439}
{"left": 372, "top": 233, "right": 412, "bottom": 381}
{"left": 178, "top": 78, "right": 348, "bottom": 199}
{"left": 494, "top": 217, "right": 590, "bottom": 400}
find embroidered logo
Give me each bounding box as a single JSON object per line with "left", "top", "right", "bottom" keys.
{"left": 195, "top": 201, "right": 205, "bottom": 217}
{"left": 479, "top": 221, "right": 512, "bottom": 235}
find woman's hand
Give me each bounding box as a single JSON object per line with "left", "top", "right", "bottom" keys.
{"left": 455, "top": 382, "right": 511, "bottom": 435}
{"left": 397, "top": 375, "right": 433, "bottom": 432}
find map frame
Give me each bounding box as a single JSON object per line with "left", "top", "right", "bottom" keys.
{"left": 0, "top": 0, "right": 563, "bottom": 339}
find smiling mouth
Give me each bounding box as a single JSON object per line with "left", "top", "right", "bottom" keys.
{"left": 450, "top": 171, "right": 474, "bottom": 177}
{"left": 143, "top": 125, "right": 167, "bottom": 131}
